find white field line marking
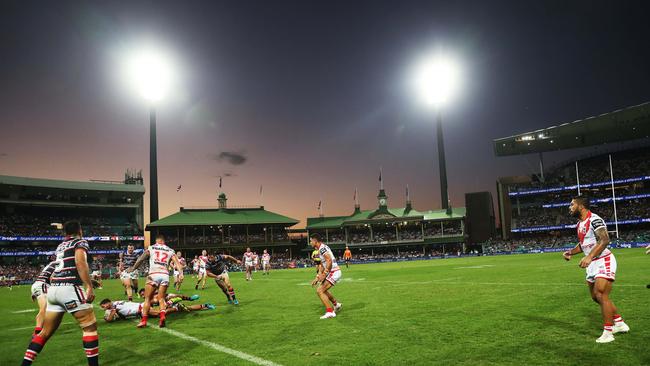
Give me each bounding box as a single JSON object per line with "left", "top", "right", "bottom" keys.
{"left": 314, "top": 279, "right": 644, "bottom": 288}
{"left": 146, "top": 323, "right": 283, "bottom": 366}
{"left": 12, "top": 309, "right": 37, "bottom": 314}
{"left": 10, "top": 322, "right": 73, "bottom": 331}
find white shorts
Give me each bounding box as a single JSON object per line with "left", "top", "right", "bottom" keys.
{"left": 46, "top": 285, "right": 93, "bottom": 313}
{"left": 198, "top": 268, "right": 206, "bottom": 276}
{"left": 586, "top": 253, "right": 617, "bottom": 283}
{"left": 31, "top": 281, "right": 49, "bottom": 300}
{"left": 120, "top": 270, "right": 138, "bottom": 281}
{"left": 147, "top": 273, "right": 170, "bottom": 287}
{"left": 173, "top": 270, "right": 183, "bottom": 279}
{"left": 262, "top": 262, "right": 270, "bottom": 268}
{"left": 325, "top": 268, "right": 342, "bottom": 286}
{"left": 245, "top": 263, "right": 253, "bottom": 268}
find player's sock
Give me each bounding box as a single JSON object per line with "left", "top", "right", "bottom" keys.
{"left": 159, "top": 310, "right": 166, "bottom": 321}
{"left": 140, "top": 315, "right": 148, "bottom": 324}
{"left": 128, "top": 296, "right": 133, "bottom": 301}
{"left": 221, "top": 287, "right": 230, "bottom": 300}
{"left": 33, "top": 327, "right": 42, "bottom": 336}
{"left": 22, "top": 334, "right": 47, "bottom": 365}
{"left": 603, "top": 323, "right": 613, "bottom": 333}
{"left": 614, "top": 314, "right": 624, "bottom": 324}
{"left": 326, "top": 307, "right": 333, "bottom": 313}
{"left": 82, "top": 334, "right": 99, "bottom": 366}
{"left": 228, "top": 287, "right": 237, "bottom": 300}
{"left": 331, "top": 300, "right": 338, "bottom": 307}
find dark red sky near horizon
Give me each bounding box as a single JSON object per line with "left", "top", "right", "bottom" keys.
{"left": 1, "top": 1, "right": 649, "bottom": 228}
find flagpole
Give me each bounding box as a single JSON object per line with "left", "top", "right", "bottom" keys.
{"left": 609, "top": 154, "right": 619, "bottom": 239}
{"left": 380, "top": 166, "right": 383, "bottom": 190}
{"left": 575, "top": 161, "right": 581, "bottom": 196}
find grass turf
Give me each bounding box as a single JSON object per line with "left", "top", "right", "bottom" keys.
{"left": 2, "top": 249, "right": 650, "bottom": 365}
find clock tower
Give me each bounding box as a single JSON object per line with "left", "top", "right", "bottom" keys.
{"left": 377, "top": 189, "right": 388, "bottom": 209}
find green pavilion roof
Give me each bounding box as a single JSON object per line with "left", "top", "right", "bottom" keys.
{"left": 147, "top": 207, "right": 299, "bottom": 228}
{"left": 306, "top": 206, "right": 465, "bottom": 229}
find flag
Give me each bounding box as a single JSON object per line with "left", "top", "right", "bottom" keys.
{"left": 317, "top": 200, "right": 322, "bottom": 210}
{"left": 406, "top": 185, "right": 409, "bottom": 200}
{"left": 219, "top": 177, "right": 222, "bottom": 188}
{"left": 378, "top": 168, "right": 382, "bottom": 182}
{"left": 259, "top": 185, "right": 263, "bottom": 195}
{"left": 176, "top": 185, "right": 182, "bottom": 192}
{"left": 353, "top": 188, "right": 357, "bottom": 202}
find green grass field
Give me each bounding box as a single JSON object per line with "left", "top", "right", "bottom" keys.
{"left": 2, "top": 249, "right": 650, "bottom": 365}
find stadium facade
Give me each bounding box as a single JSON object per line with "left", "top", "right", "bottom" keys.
{"left": 146, "top": 193, "right": 300, "bottom": 255}
{"left": 492, "top": 102, "right": 650, "bottom": 248}
{"left": 306, "top": 187, "right": 466, "bottom": 254}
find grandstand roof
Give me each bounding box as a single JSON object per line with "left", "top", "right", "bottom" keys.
{"left": 306, "top": 207, "right": 465, "bottom": 229}
{"left": 147, "top": 207, "right": 299, "bottom": 228}
{"left": 0, "top": 175, "right": 145, "bottom": 193}
{"left": 493, "top": 102, "right": 650, "bottom": 156}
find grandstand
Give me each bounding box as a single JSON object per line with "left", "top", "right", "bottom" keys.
{"left": 146, "top": 193, "right": 300, "bottom": 257}
{"left": 0, "top": 172, "right": 145, "bottom": 253}
{"left": 492, "top": 102, "right": 650, "bottom": 252}
{"left": 306, "top": 187, "right": 466, "bottom": 257}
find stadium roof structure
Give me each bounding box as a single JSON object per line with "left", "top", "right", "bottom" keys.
{"left": 306, "top": 207, "right": 466, "bottom": 229}
{"left": 493, "top": 102, "right": 650, "bottom": 156}
{"left": 147, "top": 207, "right": 299, "bottom": 228}
{"left": 0, "top": 175, "right": 145, "bottom": 193}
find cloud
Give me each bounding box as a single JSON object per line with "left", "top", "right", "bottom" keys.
{"left": 0, "top": 153, "right": 7, "bottom": 158}
{"left": 213, "top": 151, "right": 248, "bottom": 166}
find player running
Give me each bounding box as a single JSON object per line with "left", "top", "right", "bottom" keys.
{"left": 261, "top": 249, "right": 271, "bottom": 275}
{"left": 29, "top": 260, "right": 57, "bottom": 336}
{"left": 195, "top": 250, "right": 208, "bottom": 290}
{"left": 563, "top": 196, "right": 630, "bottom": 343}
{"left": 129, "top": 234, "right": 183, "bottom": 328}
{"left": 119, "top": 245, "right": 140, "bottom": 301}
{"left": 20, "top": 221, "right": 99, "bottom": 366}
{"left": 243, "top": 247, "right": 254, "bottom": 281}
{"left": 309, "top": 233, "right": 342, "bottom": 319}
{"left": 204, "top": 253, "right": 242, "bottom": 304}
{"left": 343, "top": 247, "right": 352, "bottom": 268}
{"left": 174, "top": 251, "right": 187, "bottom": 292}
{"left": 100, "top": 298, "right": 213, "bottom": 322}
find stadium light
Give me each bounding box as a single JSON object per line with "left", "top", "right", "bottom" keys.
{"left": 124, "top": 48, "right": 174, "bottom": 103}
{"left": 410, "top": 53, "right": 463, "bottom": 212}
{"left": 411, "top": 55, "right": 461, "bottom": 108}
{"left": 122, "top": 46, "right": 177, "bottom": 224}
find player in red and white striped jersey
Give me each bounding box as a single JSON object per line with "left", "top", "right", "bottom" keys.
{"left": 243, "top": 248, "right": 254, "bottom": 281}
{"left": 195, "top": 250, "right": 209, "bottom": 290}
{"left": 174, "top": 251, "right": 186, "bottom": 292}
{"left": 261, "top": 249, "right": 271, "bottom": 275}
{"left": 309, "top": 233, "right": 342, "bottom": 319}
{"left": 129, "top": 234, "right": 183, "bottom": 328}
{"left": 564, "top": 196, "right": 630, "bottom": 343}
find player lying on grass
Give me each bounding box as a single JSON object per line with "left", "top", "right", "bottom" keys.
{"left": 100, "top": 298, "right": 214, "bottom": 322}
{"left": 564, "top": 196, "right": 630, "bottom": 343}
{"left": 205, "top": 253, "right": 242, "bottom": 305}
{"left": 138, "top": 288, "right": 201, "bottom": 306}
{"left": 309, "top": 233, "right": 342, "bottom": 319}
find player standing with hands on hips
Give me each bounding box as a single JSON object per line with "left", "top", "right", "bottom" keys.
{"left": 563, "top": 196, "right": 629, "bottom": 343}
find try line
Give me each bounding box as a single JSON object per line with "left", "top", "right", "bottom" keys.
{"left": 145, "top": 323, "right": 283, "bottom": 366}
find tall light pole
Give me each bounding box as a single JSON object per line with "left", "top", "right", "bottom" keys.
{"left": 149, "top": 106, "right": 159, "bottom": 222}
{"left": 412, "top": 55, "right": 461, "bottom": 212}
{"left": 125, "top": 49, "right": 174, "bottom": 223}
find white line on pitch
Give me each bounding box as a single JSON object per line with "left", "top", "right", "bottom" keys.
{"left": 148, "top": 324, "right": 283, "bottom": 366}
{"left": 12, "top": 309, "right": 37, "bottom": 314}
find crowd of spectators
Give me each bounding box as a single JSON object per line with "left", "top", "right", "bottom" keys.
{"left": 0, "top": 214, "right": 142, "bottom": 237}
{"left": 513, "top": 199, "right": 650, "bottom": 228}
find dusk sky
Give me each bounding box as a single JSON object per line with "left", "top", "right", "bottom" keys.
{"left": 1, "top": 1, "right": 649, "bottom": 227}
